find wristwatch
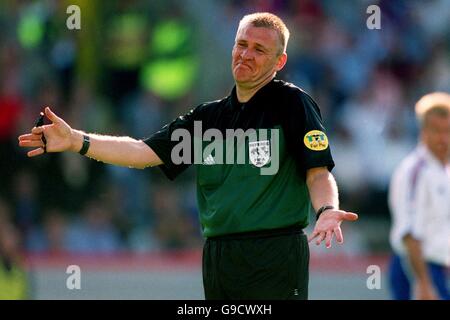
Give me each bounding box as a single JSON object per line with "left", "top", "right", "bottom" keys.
{"left": 79, "top": 134, "right": 90, "bottom": 155}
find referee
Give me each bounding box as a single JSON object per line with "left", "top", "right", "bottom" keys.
{"left": 19, "top": 12, "right": 358, "bottom": 300}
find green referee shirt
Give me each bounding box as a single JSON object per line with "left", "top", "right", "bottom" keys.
{"left": 144, "top": 79, "right": 334, "bottom": 238}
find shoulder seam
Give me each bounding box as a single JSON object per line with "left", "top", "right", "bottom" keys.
{"left": 408, "top": 157, "right": 427, "bottom": 201}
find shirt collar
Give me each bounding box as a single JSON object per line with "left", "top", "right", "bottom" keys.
{"left": 229, "top": 78, "right": 277, "bottom": 109}
{"left": 417, "top": 143, "right": 449, "bottom": 169}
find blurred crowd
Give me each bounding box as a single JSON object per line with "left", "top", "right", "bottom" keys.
{"left": 0, "top": 0, "right": 449, "bottom": 257}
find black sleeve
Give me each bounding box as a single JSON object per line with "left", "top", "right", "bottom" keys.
{"left": 143, "top": 105, "right": 203, "bottom": 180}
{"left": 282, "top": 88, "right": 335, "bottom": 173}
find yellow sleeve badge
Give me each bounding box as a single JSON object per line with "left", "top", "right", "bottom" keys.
{"left": 303, "top": 130, "right": 329, "bottom": 151}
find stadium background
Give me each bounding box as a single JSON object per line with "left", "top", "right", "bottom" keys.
{"left": 0, "top": 0, "right": 448, "bottom": 299}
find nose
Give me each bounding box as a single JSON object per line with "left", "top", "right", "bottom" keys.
{"left": 239, "top": 48, "right": 254, "bottom": 60}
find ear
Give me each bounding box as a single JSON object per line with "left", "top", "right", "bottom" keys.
{"left": 275, "top": 53, "right": 287, "bottom": 72}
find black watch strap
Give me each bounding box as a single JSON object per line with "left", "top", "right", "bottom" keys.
{"left": 316, "top": 205, "right": 335, "bottom": 221}
{"left": 79, "top": 134, "right": 90, "bottom": 155}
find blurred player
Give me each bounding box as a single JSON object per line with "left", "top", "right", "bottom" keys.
{"left": 388, "top": 92, "right": 450, "bottom": 300}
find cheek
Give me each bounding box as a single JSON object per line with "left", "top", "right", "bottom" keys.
{"left": 232, "top": 48, "right": 240, "bottom": 60}
{"left": 427, "top": 133, "right": 444, "bottom": 147}
{"left": 424, "top": 133, "right": 434, "bottom": 144}
{"left": 259, "top": 58, "right": 276, "bottom": 71}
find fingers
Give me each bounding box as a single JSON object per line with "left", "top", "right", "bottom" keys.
{"left": 310, "top": 228, "right": 344, "bottom": 248}
{"left": 19, "top": 130, "right": 46, "bottom": 152}
{"left": 308, "top": 230, "right": 319, "bottom": 242}
{"left": 18, "top": 133, "right": 42, "bottom": 141}
{"left": 19, "top": 139, "right": 45, "bottom": 148}
{"left": 31, "top": 126, "right": 44, "bottom": 135}
{"left": 342, "top": 212, "right": 358, "bottom": 221}
{"left": 316, "top": 232, "right": 326, "bottom": 246}
{"left": 325, "top": 230, "right": 332, "bottom": 248}
{"left": 27, "top": 147, "right": 45, "bottom": 157}
{"left": 334, "top": 227, "right": 343, "bottom": 244}
{"left": 45, "top": 107, "right": 60, "bottom": 124}
{"left": 19, "top": 129, "right": 46, "bottom": 147}
{"left": 315, "top": 230, "right": 341, "bottom": 248}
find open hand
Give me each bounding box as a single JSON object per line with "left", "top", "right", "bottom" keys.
{"left": 308, "top": 210, "right": 358, "bottom": 248}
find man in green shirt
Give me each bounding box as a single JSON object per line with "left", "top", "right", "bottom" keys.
{"left": 19, "top": 12, "right": 358, "bottom": 299}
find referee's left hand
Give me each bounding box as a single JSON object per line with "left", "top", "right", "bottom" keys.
{"left": 308, "top": 210, "right": 358, "bottom": 248}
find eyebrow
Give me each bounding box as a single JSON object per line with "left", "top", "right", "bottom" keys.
{"left": 236, "top": 39, "right": 269, "bottom": 51}
{"left": 254, "top": 43, "right": 268, "bottom": 51}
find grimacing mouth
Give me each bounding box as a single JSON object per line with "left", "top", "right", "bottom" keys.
{"left": 234, "top": 61, "right": 253, "bottom": 71}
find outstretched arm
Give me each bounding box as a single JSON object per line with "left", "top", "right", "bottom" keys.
{"left": 18, "top": 107, "right": 163, "bottom": 169}
{"left": 306, "top": 166, "right": 358, "bottom": 248}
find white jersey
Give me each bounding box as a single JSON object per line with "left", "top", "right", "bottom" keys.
{"left": 389, "top": 144, "right": 450, "bottom": 266}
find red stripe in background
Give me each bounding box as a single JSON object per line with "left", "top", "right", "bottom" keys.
{"left": 22, "top": 250, "right": 390, "bottom": 273}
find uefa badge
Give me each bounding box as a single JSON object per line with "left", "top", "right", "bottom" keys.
{"left": 303, "top": 130, "right": 328, "bottom": 151}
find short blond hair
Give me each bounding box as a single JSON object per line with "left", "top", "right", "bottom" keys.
{"left": 415, "top": 92, "right": 450, "bottom": 127}
{"left": 238, "top": 12, "right": 290, "bottom": 55}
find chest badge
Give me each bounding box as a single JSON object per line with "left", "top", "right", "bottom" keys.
{"left": 304, "top": 130, "right": 328, "bottom": 151}
{"left": 249, "top": 140, "right": 271, "bottom": 167}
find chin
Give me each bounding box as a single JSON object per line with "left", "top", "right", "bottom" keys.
{"left": 233, "top": 73, "right": 251, "bottom": 83}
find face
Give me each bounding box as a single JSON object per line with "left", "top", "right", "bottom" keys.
{"left": 231, "top": 23, "right": 287, "bottom": 88}
{"left": 422, "top": 114, "right": 450, "bottom": 162}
